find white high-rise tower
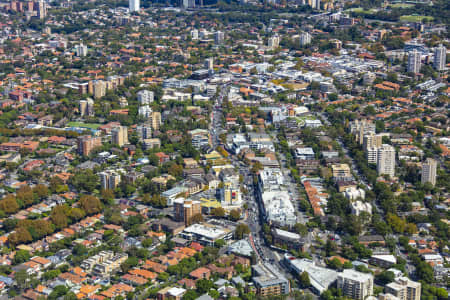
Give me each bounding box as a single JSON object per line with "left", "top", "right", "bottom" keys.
{"left": 129, "top": 0, "right": 140, "bottom": 12}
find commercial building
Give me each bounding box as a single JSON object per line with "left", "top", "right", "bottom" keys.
{"left": 174, "top": 198, "right": 201, "bottom": 226}
{"left": 99, "top": 170, "right": 121, "bottom": 190}
{"left": 421, "top": 158, "right": 437, "bottom": 186}
{"left": 385, "top": 277, "right": 421, "bottom": 300}
{"left": 337, "top": 269, "right": 374, "bottom": 300}
{"left": 179, "top": 223, "right": 234, "bottom": 246}
{"left": 261, "top": 191, "right": 296, "bottom": 227}
{"left": 129, "top": 0, "right": 139, "bottom": 12}
{"left": 112, "top": 126, "right": 128, "bottom": 146}
{"left": 433, "top": 44, "right": 446, "bottom": 71}
{"left": 377, "top": 144, "right": 396, "bottom": 178}
{"left": 271, "top": 228, "right": 306, "bottom": 251}
{"left": 77, "top": 135, "right": 102, "bottom": 156}
{"left": 407, "top": 50, "right": 421, "bottom": 73}
{"left": 252, "top": 263, "right": 290, "bottom": 296}
{"left": 286, "top": 258, "right": 338, "bottom": 294}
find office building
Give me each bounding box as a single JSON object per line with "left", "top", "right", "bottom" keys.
{"left": 407, "top": 50, "right": 421, "bottom": 73}
{"left": 377, "top": 144, "right": 396, "bottom": 178}
{"left": 386, "top": 277, "right": 421, "bottom": 300}
{"left": 79, "top": 98, "right": 94, "bottom": 117}
{"left": 421, "top": 158, "right": 437, "bottom": 186}
{"left": 433, "top": 44, "right": 446, "bottom": 71}
{"left": 337, "top": 269, "right": 374, "bottom": 300}
{"left": 77, "top": 136, "right": 102, "bottom": 156}
{"left": 137, "top": 90, "right": 154, "bottom": 105}
{"left": 214, "top": 31, "right": 224, "bottom": 45}
{"left": 75, "top": 43, "right": 88, "bottom": 57}
{"left": 268, "top": 35, "right": 279, "bottom": 49}
{"left": 129, "top": 0, "right": 140, "bottom": 12}
{"left": 363, "top": 133, "right": 382, "bottom": 151}
{"left": 299, "top": 32, "right": 311, "bottom": 46}
{"left": 99, "top": 170, "right": 121, "bottom": 190}
{"left": 174, "top": 199, "right": 201, "bottom": 225}
{"left": 112, "top": 126, "right": 128, "bottom": 146}
{"left": 204, "top": 58, "right": 214, "bottom": 70}
{"left": 252, "top": 263, "right": 290, "bottom": 296}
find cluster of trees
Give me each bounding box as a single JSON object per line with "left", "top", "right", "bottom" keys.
{"left": 50, "top": 204, "right": 86, "bottom": 229}
{"left": 0, "top": 184, "right": 48, "bottom": 216}
{"left": 8, "top": 219, "right": 54, "bottom": 247}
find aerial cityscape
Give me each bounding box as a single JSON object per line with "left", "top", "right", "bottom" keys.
{"left": 0, "top": 0, "right": 447, "bottom": 299}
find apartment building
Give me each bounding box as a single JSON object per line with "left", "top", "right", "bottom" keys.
{"left": 337, "top": 269, "right": 374, "bottom": 300}
{"left": 77, "top": 135, "right": 102, "bottom": 156}
{"left": 252, "top": 263, "right": 290, "bottom": 296}
{"left": 363, "top": 133, "right": 382, "bottom": 151}
{"left": 331, "top": 164, "right": 352, "bottom": 178}
{"left": 350, "top": 119, "right": 376, "bottom": 144}
{"left": 174, "top": 198, "right": 201, "bottom": 225}
{"left": 93, "top": 253, "right": 128, "bottom": 276}
{"left": 386, "top": 277, "right": 421, "bottom": 300}
{"left": 137, "top": 90, "right": 154, "bottom": 105}
{"left": 81, "top": 251, "right": 114, "bottom": 272}
{"left": 99, "top": 170, "right": 121, "bottom": 190}
{"left": 421, "top": 158, "right": 437, "bottom": 186}
{"left": 149, "top": 111, "right": 162, "bottom": 130}
{"left": 377, "top": 144, "right": 396, "bottom": 178}
{"left": 112, "top": 126, "right": 128, "bottom": 146}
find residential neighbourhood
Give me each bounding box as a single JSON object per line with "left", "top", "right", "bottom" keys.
{"left": 0, "top": 0, "right": 447, "bottom": 299}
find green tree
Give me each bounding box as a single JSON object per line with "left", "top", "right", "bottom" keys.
{"left": 196, "top": 279, "right": 213, "bottom": 294}
{"left": 211, "top": 207, "right": 225, "bottom": 217}
{"left": 299, "top": 271, "right": 310, "bottom": 288}
{"left": 13, "top": 250, "right": 31, "bottom": 265}
{"left": 229, "top": 209, "right": 241, "bottom": 221}
{"left": 235, "top": 224, "right": 250, "bottom": 239}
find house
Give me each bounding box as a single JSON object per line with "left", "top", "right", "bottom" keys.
{"left": 189, "top": 267, "right": 211, "bottom": 280}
